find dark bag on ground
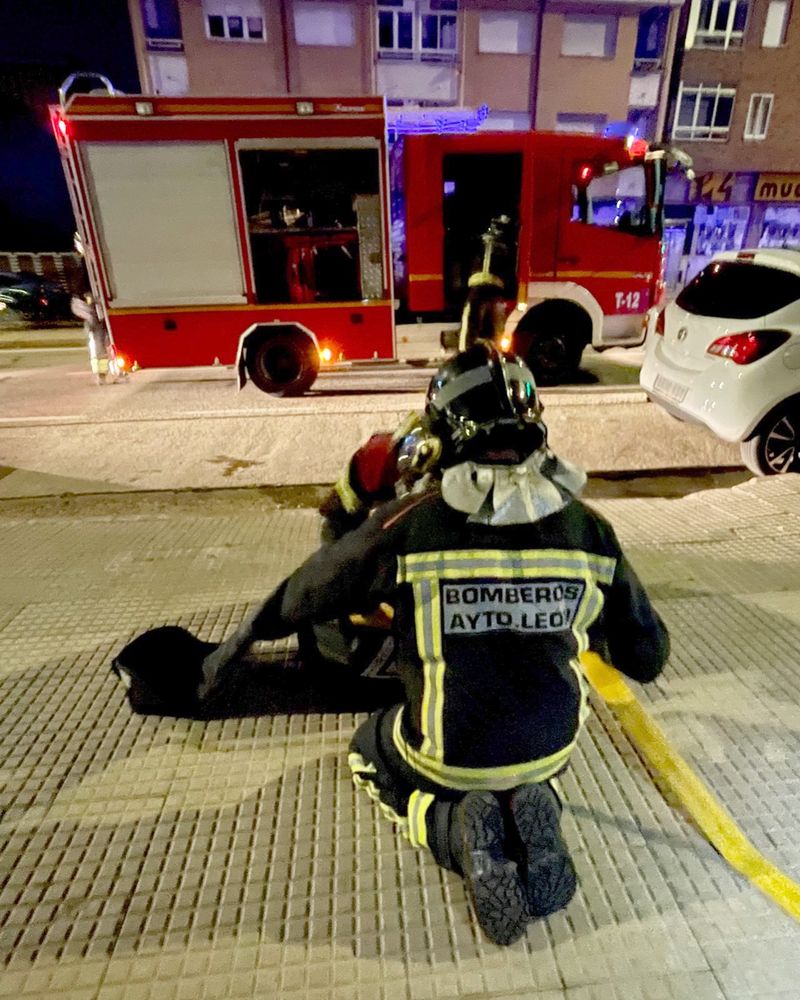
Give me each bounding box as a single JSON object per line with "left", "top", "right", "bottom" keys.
{"left": 112, "top": 626, "right": 216, "bottom": 717}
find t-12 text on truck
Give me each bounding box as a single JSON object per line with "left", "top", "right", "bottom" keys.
{"left": 52, "top": 77, "right": 675, "bottom": 394}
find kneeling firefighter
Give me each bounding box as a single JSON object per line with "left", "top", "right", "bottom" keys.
{"left": 114, "top": 342, "right": 669, "bottom": 945}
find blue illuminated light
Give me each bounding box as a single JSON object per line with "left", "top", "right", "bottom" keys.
{"left": 387, "top": 103, "right": 490, "bottom": 141}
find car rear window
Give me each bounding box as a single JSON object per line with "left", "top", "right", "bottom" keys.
{"left": 676, "top": 261, "right": 800, "bottom": 319}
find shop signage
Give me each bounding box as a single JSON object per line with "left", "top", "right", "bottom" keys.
{"left": 691, "top": 171, "right": 742, "bottom": 203}
{"left": 754, "top": 174, "right": 800, "bottom": 202}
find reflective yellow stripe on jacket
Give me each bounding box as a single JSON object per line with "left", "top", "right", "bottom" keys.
{"left": 395, "top": 548, "right": 617, "bottom": 772}
{"left": 392, "top": 704, "right": 580, "bottom": 791}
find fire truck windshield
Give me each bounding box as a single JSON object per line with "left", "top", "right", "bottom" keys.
{"left": 572, "top": 163, "right": 656, "bottom": 236}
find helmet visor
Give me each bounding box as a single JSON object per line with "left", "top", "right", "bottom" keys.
{"left": 502, "top": 360, "right": 542, "bottom": 420}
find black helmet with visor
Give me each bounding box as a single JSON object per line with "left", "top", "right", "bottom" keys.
{"left": 426, "top": 341, "right": 545, "bottom": 465}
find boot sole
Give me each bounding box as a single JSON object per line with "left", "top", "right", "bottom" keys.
{"left": 510, "top": 784, "right": 577, "bottom": 918}
{"left": 459, "top": 792, "right": 529, "bottom": 946}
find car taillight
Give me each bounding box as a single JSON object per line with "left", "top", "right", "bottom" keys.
{"left": 655, "top": 309, "right": 665, "bottom": 336}
{"left": 706, "top": 329, "right": 790, "bottom": 365}
{"left": 38, "top": 295, "right": 49, "bottom": 307}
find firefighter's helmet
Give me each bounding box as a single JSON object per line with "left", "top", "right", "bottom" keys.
{"left": 426, "top": 340, "right": 546, "bottom": 465}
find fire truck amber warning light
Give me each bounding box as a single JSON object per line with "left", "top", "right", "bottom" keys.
{"left": 320, "top": 346, "right": 333, "bottom": 363}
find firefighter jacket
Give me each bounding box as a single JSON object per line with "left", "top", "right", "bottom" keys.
{"left": 240, "top": 481, "right": 670, "bottom": 793}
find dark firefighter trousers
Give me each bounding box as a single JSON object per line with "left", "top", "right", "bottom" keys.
{"left": 348, "top": 704, "right": 564, "bottom": 875}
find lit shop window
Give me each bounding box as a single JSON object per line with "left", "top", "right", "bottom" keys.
{"left": 744, "top": 93, "right": 773, "bottom": 140}
{"left": 203, "top": 2, "right": 265, "bottom": 42}
{"left": 673, "top": 82, "right": 736, "bottom": 140}
{"left": 690, "top": 0, "right": 749, "bottom": 49}
{"left": 377, "top": 0, "right": 458, "bottom": 59}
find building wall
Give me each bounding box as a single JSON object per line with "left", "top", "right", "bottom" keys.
{"left": 536, "top": 8, "right": 640, "bottom": 130}
{"left": 461, "top": 1, "right": 535, "bottom": 116}
{"left": 128, "top": 0, "right": 678, "bottom": 133}
{"left": 176, "top": 0, "right": 286, "bottom": 95}
{"left": 677, "top": 2, "right": 800, "bottom": 174}
{"left": 290, "top": 3, "right": 373, "bottom": 95}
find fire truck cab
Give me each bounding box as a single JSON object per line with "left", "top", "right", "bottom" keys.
{"left": 400, "top": 129, "right": 669, "bottom": 382}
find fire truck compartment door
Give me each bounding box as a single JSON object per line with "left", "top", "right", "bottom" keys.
{"left": 82, "top": 142, "right": 246, "bottom": 307}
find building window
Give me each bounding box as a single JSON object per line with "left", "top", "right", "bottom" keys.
{"left": 561, "top": 14, "right": 617, "bottom": 58}
{"left": 634, "top": 6, "right": 669, "bottom": 68}
{"left": 744, "top": 93, "right": 774, "bottom": 139}
{"left": 673, "top": 82, "right": 736, "bottom": 140}
{"left": 203, "top": 2, "right": 265, "bottom": 42}
{"left": 140, "top": 0, "right": 183, "bottom": 51}
{"left": 377, "top": 0, "right": 457, "bottom": 60}
{"left": 483, "top": 111, "right": 532, "bottom": 130}
{"left": 295, "top": 2, "right": 355, "bottom": 46}
{"left": 763, "top": 0, "right": 790, "bottom": 46}
{"left": 555, "top": 112, "right": 607, "bottom": 134}
{"left": 478, "top": 12, "right": 534, "bottom": 55}
{"left": 692, "top": 0, "right": 748, "bottom": 49}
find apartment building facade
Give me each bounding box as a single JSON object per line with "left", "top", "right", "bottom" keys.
{"left": 129, "top": 0, "right": 683, "bottom": 138}
{"left": 664, "top": 0, "right": 800, "bottom": 284}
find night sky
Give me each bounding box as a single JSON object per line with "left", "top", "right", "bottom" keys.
{"left": 0, "top": 0, "right": 141, "bottom": 250}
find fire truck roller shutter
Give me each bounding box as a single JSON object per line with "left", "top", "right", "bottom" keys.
{"left": 239, "top": 322, "right": 320, "bottom": 397}
{"left": 81, "top": 142, "right": 246, "bottom": 307}
{"left": 511, "top": 299, "right": 593, "bottom": 386}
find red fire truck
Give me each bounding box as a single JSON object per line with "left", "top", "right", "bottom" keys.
{"left": 53, "top": 75, "right": 675, "bottom": 394}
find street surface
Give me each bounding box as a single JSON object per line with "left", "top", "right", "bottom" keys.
{"left": 0, "top": 336, "right": 741, "bottom": 495}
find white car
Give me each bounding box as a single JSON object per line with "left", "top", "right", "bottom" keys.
{"left": 640, "top": 248, "right": 800, "bottom": 475}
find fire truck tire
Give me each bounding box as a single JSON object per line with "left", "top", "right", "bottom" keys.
{"left": 514, "top": 301, "right": 591, "bottom": 386}
{"left": 247, "top": 332, "right": 320, "bottom": 396}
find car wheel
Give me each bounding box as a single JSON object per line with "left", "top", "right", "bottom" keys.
{"left": 740, "top": 403, "right": 800, "bottom": 476}
{"left": 247, "top": 333, "right": 319, "bottom": 396}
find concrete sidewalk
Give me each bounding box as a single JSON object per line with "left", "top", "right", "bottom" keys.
{"left": 0, "top": 320, "right": 743, "bottom": 492}
{"left": 0, "top": 322, "right": 84, "bottom": 349}
{"left": 0, "top": 475, "right": 799, "bottom": 998}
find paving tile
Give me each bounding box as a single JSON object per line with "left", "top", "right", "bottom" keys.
{"left": 2, "top": 486, "right": 800, "bottom": 997}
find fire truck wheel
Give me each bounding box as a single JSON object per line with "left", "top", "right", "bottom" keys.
{"left": 247, "top": 333, "right": 320, "bottom": 396}
{"left": 514, "top": 302, "right": 590, "bottom": 386}
{"left": 522, "top": 330, "right": 584, "bottom": 386}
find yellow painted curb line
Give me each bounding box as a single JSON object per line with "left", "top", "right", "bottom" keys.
{"left": 579, "top": 651, "right": 800, "bottom": 923}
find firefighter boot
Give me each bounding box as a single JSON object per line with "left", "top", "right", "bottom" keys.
{"left": 450, "top": 792, "right": 529, "bottom": 946}
{"left": 509, "top": 782, "right": 577, "bottom": 918}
